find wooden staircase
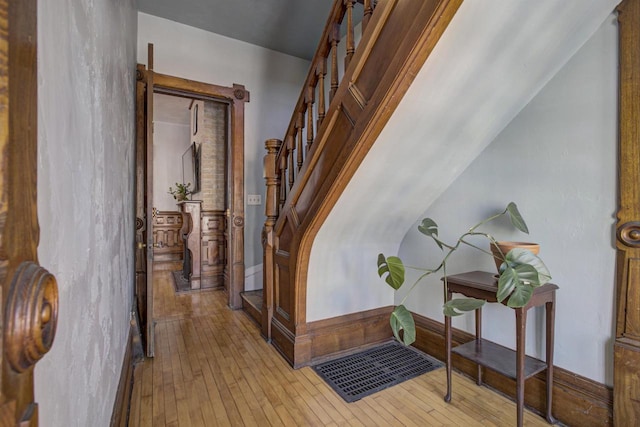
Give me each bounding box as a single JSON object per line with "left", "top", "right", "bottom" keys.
{"left": 241, "top": 290, "right": 263, "bottom": 326}
{"left": 258, "top": 0, "right": 463, "bottom": 367}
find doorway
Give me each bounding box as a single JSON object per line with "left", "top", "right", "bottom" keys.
{"left": 152, "top": 93, "right": 228, "bottom": 294}
{"left": 135, "top": 60, "right": 249, "bottom": 356}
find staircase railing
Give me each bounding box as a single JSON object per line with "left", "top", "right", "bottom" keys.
{"left": 262, "top": 0, "right": 463, "bottom": 366}
{"left": 274, "top": 0, "right": 375, "bottom": 213}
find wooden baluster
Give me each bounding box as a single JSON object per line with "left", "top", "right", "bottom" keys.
{"left": 363, "top": 0, "right": 373, "bottom": 33}
{"left": 279, "top": 150, "right": 287, "bottom": 210}
{"left": 344, "top": 0, "right": 355, "bottom": 70}
{"left": 329, "top": 23, "right": 340, "bottom": 102}
{"left": 306, "top": 86, "right": 314, "bottom": 152}
{"left": 296, "top": 111, "right": 304, "bottom": 171}
{"left": 316, "top": 58, "right": 326, "bottom": 128}
{"left": 262, "top": 138, "right": 282, "bottom": 339}
{"left": 286, "top": 135, "right": 295, "bottom": 189}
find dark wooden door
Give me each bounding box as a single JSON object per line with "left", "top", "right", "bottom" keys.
{"left": 0, "top": 0, "right": 59, "bottom": 424}
{"left": 134, "top": 44, "right": 156, "bottom": 357}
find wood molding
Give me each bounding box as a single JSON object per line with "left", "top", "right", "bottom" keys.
{"left": 412, "top": 313, "right": 613, "bottom": 426}
{"left": 110, "top": 322, "right": 137, "bottom": 427}
{"left": 272, "top": 306, "right": 393, "bottom": 368}
{"left": 137, "top": 68, "right": 248, "bottom": 309}
{"left": 615, "top": 0, "right": 640, "bottom": 423}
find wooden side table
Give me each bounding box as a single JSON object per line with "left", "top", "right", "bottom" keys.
{"left": 443, "top": 271, "right": 558, "bottom": 426}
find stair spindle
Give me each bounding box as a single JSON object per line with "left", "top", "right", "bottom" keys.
{"left": 363, "top": 0, "right": 373, "bottom": 33}
{"left": 317, "top": 58, "right": 326, "bottom": 128}
{"left": 345, "top": 0, "right": 355, "bottom": 70}
{"left": 306, "top": 87, "right": 315, "bottom": 151}
{"left": 286, "top": 135, "right": 295, "bottom": 189}
{"left": 264, "top": 139, "right": 282, "bottom": 220}
{"left": 330, "top": 23, "right": 340, "bottom": 102}
{"left": 296, "top": 112, "right": 304, "bottom": 171}
{"left": 279, "top": 153, "right": 287, "bottom": 209}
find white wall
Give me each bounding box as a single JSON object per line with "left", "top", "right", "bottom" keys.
{"left": 36, "top": 0, "right": 137, "bottom": 426}
{"left": 154, "top": 122, "right": 191, "bottom": 211}
{"left": 398, "top": 15, "right": 618, "bottom": 386}
{"left": 306, "top": 0, "right": 619, "bottom": 324}
{"left": 137, "top": 12, "right": 310, "bottom": 273}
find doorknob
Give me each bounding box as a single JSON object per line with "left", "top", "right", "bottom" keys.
{"left": 137, "top": 242, "right": 146, "bottom": 250}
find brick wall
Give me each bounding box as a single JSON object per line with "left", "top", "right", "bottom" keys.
{"left": 190, "top": 100, "right": 227, "bottom": 210}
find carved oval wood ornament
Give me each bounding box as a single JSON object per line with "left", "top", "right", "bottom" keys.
{"left": 619, "top": 221, "right": 640, "bottom": 248}
{"left": 5, "top": 262, "right": 59, "bottom": 373}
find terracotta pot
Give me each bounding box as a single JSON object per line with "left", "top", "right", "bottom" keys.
{"left": 490, "top": 241, "right": 539, "bottom": 273}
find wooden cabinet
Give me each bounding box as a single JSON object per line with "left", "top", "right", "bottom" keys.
{"left": 178, "top": 202, "right": 226, "bottom": 291}
{"left": 152, "top": 211, "right": 183, "bottom": 263}
{"left": 201, "top": 210, "right": 226, "bottom": 290}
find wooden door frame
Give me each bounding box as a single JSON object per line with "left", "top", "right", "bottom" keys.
{"left": 614, "top": 0, "right": 640, "bottom": 423}
{"left": 136, "top": 66, "right": 249, "bottom": 310}
{"left": 1, "top": 0, "right": 59, "bottom": 423}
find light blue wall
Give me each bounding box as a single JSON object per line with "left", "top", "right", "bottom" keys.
{"left": 397, "top": 15, "right": 618, "bottom": 386}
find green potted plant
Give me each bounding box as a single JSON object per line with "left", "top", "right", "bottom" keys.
{"left": 377, "top": 202, "right": 551, "bottom": 345}
{"left": 168, "top": 182, "right": 192, "bottom": 202}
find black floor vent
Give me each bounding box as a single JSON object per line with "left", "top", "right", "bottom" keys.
{"left": 313, "top": 341, "right": 443, "bottom": 403}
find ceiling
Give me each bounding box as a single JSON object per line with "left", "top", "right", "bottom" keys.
{"left": 136, "top": 0, "right": 351, "bottom": 60}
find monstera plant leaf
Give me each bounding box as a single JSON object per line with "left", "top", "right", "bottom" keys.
{"left": 506, "top": 202, "right": 529, "bottom": 234}
{"left": 503, "top": 248, "right": 551, "bottom": 285}
{"left": 498, "top": 249, "right": 551, "bottom": 307}
{"left": 443, "top": 298, "right": 486, "bottom": 316}
{"left": 390, "top": 305, "right": 415, "bottom": 346}
{"left": 377, "top": 254, "right": 405, "bottom": 290}
{"left": 418, "top": 218, "right": 443, "bottom": 250}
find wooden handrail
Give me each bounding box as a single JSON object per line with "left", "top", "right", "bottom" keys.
{"left": 272, "top": 0, "right": 377, "bottom": 214}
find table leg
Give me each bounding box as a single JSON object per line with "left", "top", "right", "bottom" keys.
{"left": 445, "top": 290, "right": 452, "bottom": 403}
{"left": 476, "top": 307, "right": 483, "bottom": 386}
{"left": 515, "top": 308, "right": 526, "bottom": 427}
{"left": 545, "top": 299, "right": 557, "bottom": 424}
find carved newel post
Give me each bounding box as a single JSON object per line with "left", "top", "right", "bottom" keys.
{"left": 262, "top": 139, "right": 282, "bottom": 340}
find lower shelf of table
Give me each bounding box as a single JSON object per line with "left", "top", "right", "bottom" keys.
{"left": 451, "top": 338, "right": 548, "bottom": 380}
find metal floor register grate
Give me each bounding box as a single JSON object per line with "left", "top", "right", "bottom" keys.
{"left": 313, "top": 341, "right": 443, "bottom": 402}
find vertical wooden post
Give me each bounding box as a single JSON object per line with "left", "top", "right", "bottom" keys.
{"left": 306, "top": 86, "right": 315, "bottom": 151}
{"left": 286, "top": 135, "right": 295, "bottom": 189}
{"left": 296, "top": 112, "right": 304, "bottom": 171}
{"left": 278, "top": 150, "right": 287, "bottom": 210}
{"left": 317, "top": 58, "right": 327, "bottom": 128}
{"left": 615, "top": 0, "right": 640, "bottom": 424}
{"left": 261, "top": 139, "right": 282, "bottom": 341}
{"left": 329, "top": 23, "right": 340, "bottom": 102}
{"left": 344, "top": 0, "right": 355, "bottom": 70}
{"left": 363, "top": 0, "right": 373, "bottom": 33}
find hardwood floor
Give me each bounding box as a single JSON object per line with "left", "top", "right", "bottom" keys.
{"left": 128, "top": 271, "right": 552, "bottom": 426}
